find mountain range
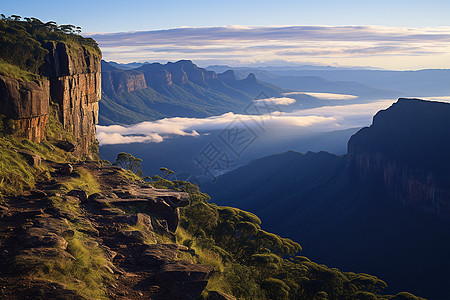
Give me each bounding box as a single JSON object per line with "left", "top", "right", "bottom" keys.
{"left": 99, "top": 60, "right": 289, "bottom": 125}
{"left": 204, "top": 98, "right": 450, "bottom": 299}
{"left": 206, "top": 65, "right": 450, "bottom": 98}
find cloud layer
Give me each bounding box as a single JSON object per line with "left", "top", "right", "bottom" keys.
{"left": 96, "top": 99, "right": 396, "bottom": 145}
{"left": 88, "top": 25, "right": 450, "bottom": 69}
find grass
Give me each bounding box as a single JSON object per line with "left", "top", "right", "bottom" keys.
{"left": 175, "top": 227, "right": 231, "bottom": 294}
{"left": 35, "top": 187, "right": 114, "bottom": 299}
{"left": 35, "top": 229, "right": 114, "bottom": 299}
{"left": 55, "top": 167, "right": 101, "bottom": 196}
{"left": 125, "top": 224, "right": 157, "bottom": 244}
{"left": 0, "top": 59, "right": 40, "bottom": 82}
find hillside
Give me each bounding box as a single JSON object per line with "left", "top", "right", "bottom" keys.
{"left": 205, "top": 98, "right": 450, "bottom": 299}
{"left": 99, "top": 60, "right": 289, "bottom": 125}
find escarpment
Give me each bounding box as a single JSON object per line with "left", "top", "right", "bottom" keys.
{"left": 43, "top": 42, "right": 102, "bottom": 158}
{"left": 346, "top": 98, "right": 450, "bottom": 217}
{"left": 0, "top": 39, "right": 101, "bottom": 158}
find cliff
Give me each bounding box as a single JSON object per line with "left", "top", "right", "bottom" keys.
{"left": 0, "top": 75, "right": 49, "bottom": 141}
{"left": 347, "top": 98, "right": 450, "bottom": 217}
{"left": 0, "top": 18, "right": 101, "bottom": 158}
{"left": 43, "top": 42, "right": 101, "bottom": 158}
{"left": 99, "top": 60, "right": 286, "bottom": 125}
{"left": 101, "top": 61, "right": 147, "bottom": 98}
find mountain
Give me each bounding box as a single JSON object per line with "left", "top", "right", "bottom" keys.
{"left": 99, "top": 60, "right": 287, "bottom": 125}
{"left": 205, "top": 98, "right": 450, "bottom": 299}
{"left": 207, "top": 65, "right": 450, "bottom": 98}
{"left": 106, "top": 61, "right": 145, "bottom": 70}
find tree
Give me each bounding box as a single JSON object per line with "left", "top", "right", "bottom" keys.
{"left": 159, "top": 167, "right": 175, "bottom": 179}
{"left": 113, "top": 152, "right": 143, "bottom": 177}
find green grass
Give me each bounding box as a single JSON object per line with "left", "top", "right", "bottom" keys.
{"left": 0, "top": 60, "right": 40, "bottom": 82}
{"left": 35, "top": 229, "right": 114, "bottom": 299}
{"left": 55, "top": 168, "right": 101, "bottom": 196}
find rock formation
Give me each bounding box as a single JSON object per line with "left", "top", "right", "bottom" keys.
{"left": 0, "top": 75, "right": 49, "bottom": 141}
{"left": 43, "top": 42, "right": 101, "bottom": 158}
{"left": 0, "top": 42, "right": 101, "bottom": 158}
{"left": 347, "top": 98, "right": 450, "bottom": 217}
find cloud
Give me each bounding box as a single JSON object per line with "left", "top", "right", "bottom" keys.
{"left": 253, "top": 97, "right": 296, "bottom": 105}
{"left": 87, "top": 25, "right": 450, "bottom": 69}
{"left": 283, "top": 92, "right": 358, "bottom": 100}
{"left": 96, "top": 99, "right": 397, "bottom": 145}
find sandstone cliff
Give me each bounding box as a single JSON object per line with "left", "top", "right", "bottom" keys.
{"left": 0, "top": 75, "right": 49, "bottom": 141}
{"left": 43, "top": 42, "right": 101, "bottom": 158}
{"left": 346, "top": 98, "right": 450, "bottom": 217}
{"left": 0, "top": 41, "right": 101, "bottom": 158}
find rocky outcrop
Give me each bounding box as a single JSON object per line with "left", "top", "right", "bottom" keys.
{"left": 0, "top": 41, "right": 101, "bottom": 158}
{"left": 0, "top": 160, "right": 219, "bottom": 299}
{"left": 347, "top": 98, "right": 450, "bottom": 217}
{"left": 0, "top": 75, "right": 49, "bottom": 142}
{"left": 43, "top": 42, "right": 101, "bottom": 158}
{"left": 101, "top": 61, "right": 147, "bottom": 98}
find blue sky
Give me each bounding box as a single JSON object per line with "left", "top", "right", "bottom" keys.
{"left": 3, "top": 0, "right": 450, "bottom": 32}
{"left": 3, "top": 1, "right": 450, "bottom": 69}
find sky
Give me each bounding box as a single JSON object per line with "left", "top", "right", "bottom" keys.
{"left": 4, "top": 0, "right": 450, "bottom": 69}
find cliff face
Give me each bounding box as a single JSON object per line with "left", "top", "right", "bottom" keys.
{"left": 0, "top": 75, "right": 49, "bottom": 141}
{"left": 0, "top": 40, "right": 101, "bottom": 158}
{"left": 43, "top": 42, "right": 101, "bottom": 158}
{"left": 347, "top": 98, "right": 450, "bottom": 217}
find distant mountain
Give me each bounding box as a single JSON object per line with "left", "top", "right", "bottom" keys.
{"left": 106, "top": 61, "right": 145, "bottom": 70}
{"left": 265, "top": 69, "right": 450, "bottom": 96}
{"left": 204, "top": 98, "right": 450, "bottom": 299}
{"left": 99, "top": 60, "right": 288, "bottom": 125}
{"left": 207, "top": 66, "right": 450, "bottom": 98}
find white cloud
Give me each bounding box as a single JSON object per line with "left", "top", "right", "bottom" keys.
{"left": 253, "top": 97, "right": 296, "bottom": 105}
{"left": 96, "top": 99, "right": 397, "bottom": 145}
{"left": 88, "top": 25, "right": 450, "bottom": 69}
{"left": 283, "top": 92, "right": 358, "bottom": 100}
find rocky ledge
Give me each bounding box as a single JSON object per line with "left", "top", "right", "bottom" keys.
{"left": 0, "top": 161, "right": 231, "bottom": 299}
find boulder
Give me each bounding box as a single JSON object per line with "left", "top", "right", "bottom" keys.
{"left": 156, "top": 260, "right": 214, "bottom": 299}
{"left": 67, "top": 189, "right": 87, "bottom": 202}
{"left": 59, "top": 163, "right": 73, "bottom": 174}
{"left": 138, "top": 243, "right": 180, "bottom": 267}
{"left": 157, "top": 260, "right": 213, "bottom": 282}
{"left": 55, "top": 140, "right": 76, "bottom": 152}
{"left": 24, "top": 227, "right": 68, "bottom": 250}
{"left": 15, "top": 149, "right": 41, "bottom": 166}
{"left": 125, "top": 213, "right": 154, "bottom": 231}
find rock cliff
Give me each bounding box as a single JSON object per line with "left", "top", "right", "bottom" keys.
{"left": 347, "top": 98, "right": 450, "bottom": 217}
{"left": 0, "top": 75, "right": 49, "bottom": 141}
{"left": 43, "top": 42, "right": 101, "bottom": 158}
{"left": 0, "top": 41, "right": 101, "bottom": 158}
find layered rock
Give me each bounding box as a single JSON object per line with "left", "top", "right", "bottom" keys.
{"left": 347, "top": 98, "right": 450, "bottom": 217}
{"left": 0, "top": 75, "right": 49, "bottom": 141}
{"left": 101, "top": 60, "right": 147, "bottom": 98}
{"left": 0, "top": 41, "right": 101, "bottom": 158}
{"left": 42, "top": 42, "right": 101, "bottom": 158}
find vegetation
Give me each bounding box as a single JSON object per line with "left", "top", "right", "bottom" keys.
{"left": 35, "top": 228, "right": 114, "bottom": 299}
{"left": 113, "top": 152, "right": 143, "bottom": 177}
{"left": 145, "top": 177, "right": 418, "bottom": 299}
{"left": 0, "top": 105, "right": 78, "bottom": 196}
{"left": 0, "top": 59, "right": 41, "bottom": 82}
{"left": 0, "top": 14, "right": 100, "bottom": 77}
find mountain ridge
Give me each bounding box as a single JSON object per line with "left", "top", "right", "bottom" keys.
{"left": 205, "top": 98, "right": 450, "bottom": 299}
{"left": 99, "top": 60, "right": 287, "bottom": 125}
